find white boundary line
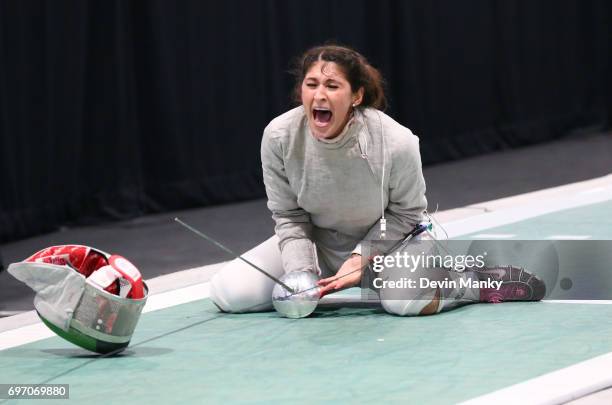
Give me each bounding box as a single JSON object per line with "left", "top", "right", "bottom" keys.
{"left": 459, "top": 352, "right": 612, "bottom": 405}
{"left": 443, "top": 177, "right": 612, "bottom": 238}
{"left": 142, "top": 282, "right": 210, "bottom": 313}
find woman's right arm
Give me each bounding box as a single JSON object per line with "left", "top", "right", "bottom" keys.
{"left": 261, "top": 130, "right": 317, "bottom": 275}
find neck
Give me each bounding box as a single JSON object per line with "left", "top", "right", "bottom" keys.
{"left": 316, "top": 113, "right": 355, "bottom": 144}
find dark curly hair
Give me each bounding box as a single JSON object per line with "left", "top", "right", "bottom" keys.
{"left": 290, "top": 44, "right": 387, "bottom": 110}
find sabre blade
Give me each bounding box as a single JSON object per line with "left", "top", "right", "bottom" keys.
{"left": 174, "top": 218, "right": 296, "bottom": 294}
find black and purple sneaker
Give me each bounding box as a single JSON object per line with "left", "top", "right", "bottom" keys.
{"left": 473, "top": 265, "right": 546, "bottom": 303}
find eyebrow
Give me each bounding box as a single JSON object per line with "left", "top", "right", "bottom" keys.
{"left": 304, "top": 77, "right": 341, "bottom": 84}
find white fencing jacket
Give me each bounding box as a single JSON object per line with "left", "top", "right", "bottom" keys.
{"left": 261, "top": 106, "right": 427, "bottom": 275}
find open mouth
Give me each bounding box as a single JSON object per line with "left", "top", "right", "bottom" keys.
{"left": 313, "top": 107, "right": 332, "bottom": 126}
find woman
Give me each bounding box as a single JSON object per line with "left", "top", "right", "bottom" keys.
{"left": 210, "top": 45, "right": 545, "bottom": 316}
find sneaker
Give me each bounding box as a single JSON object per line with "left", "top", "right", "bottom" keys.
{"left": 473, "top": 265, "right": 546, "bottom": 303}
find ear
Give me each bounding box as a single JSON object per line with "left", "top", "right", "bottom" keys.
{"left": 352, "top": 87, "right": 364, "bottom": 107}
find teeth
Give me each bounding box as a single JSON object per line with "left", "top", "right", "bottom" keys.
{"left": 313, "top": 107, "right": 330, "bottom": 111}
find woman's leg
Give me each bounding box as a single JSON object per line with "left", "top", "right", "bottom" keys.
{"left": 209, "top": 235, "right": 284, "bottom": 313}
{"left": 379, "top": 266, "right": 478, "bottom": 316}
{"left": 377, "top": 237, "right": 546, "bottom": 316}
{"left": 377, "top": 237, "right": 479, "bottom": 316}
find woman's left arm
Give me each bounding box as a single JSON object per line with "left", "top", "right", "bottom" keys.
{"left": 362, "top": 133, "right": 428, "bottom": 254}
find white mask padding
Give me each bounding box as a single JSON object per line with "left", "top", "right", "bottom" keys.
{"left": 86, "top": 265, "right": 133, "bottom": 298}
{"left": 7, "top": 262, "right": 86, "bottom": 331}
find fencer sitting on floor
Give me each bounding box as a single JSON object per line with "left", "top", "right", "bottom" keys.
{"left": 210, "top": 44, "right": 545, "bottom": 315}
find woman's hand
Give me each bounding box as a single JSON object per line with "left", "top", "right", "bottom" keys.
{"left": 317, "top": 254, "right": 367, "bottom": 297}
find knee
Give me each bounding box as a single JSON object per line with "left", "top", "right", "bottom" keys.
{"left": 381, "top": 289, "right": 440, "bottom": 316}
{"left": 209, "top": 273, "right": 231, "bottom": 311}
{"left": 209, "top": 272, "right": 271, "bottom": 313}
{"left": 381, "top": 299, "right": 426, "bottom": 316}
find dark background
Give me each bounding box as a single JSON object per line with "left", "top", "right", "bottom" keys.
{"left": 1, "top": 0, "right": 611, "bottom": 244}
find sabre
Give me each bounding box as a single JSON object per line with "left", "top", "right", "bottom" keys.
{"left": 174, "top": 218, "right": 296, "bottom": 294}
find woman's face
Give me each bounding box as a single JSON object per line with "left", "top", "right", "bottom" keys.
{"left": 301, "top": 61, "right": 363, "bottom": 140}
